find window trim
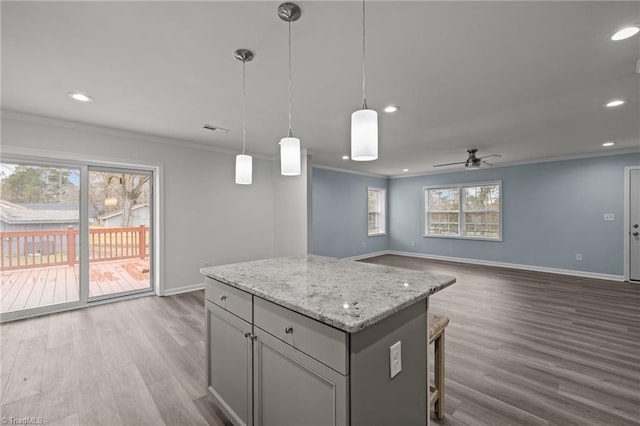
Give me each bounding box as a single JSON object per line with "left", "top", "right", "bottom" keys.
{"left": 367, "top": 186, "right": 387, "bottom": 237}
{"left": 423, "top": 180, "right": 502, "bottom": 241}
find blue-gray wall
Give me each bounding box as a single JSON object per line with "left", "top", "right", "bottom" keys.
{"left": 312, "top": 153, "right": 639, "bottom": 276}
{"left": 389, "top": 153, "right": 640, "bottom": 276}
{"left": 312, "top": 168, "right": 389, "bottom": 258}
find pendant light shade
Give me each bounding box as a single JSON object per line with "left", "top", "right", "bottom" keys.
{"left": 351, "top": 109, "right": 378, "bottom": 161}
{"left": 351, "top": 0, "right": 378, "bottom": 162}
{"left": 280, "top": 136, "right": 301, "bottom": 175}
{"left": 235, "top": 154, "right": 252, "bottom": 185}
{"left": 233, "top": 48, "right": 254, "bottom": 185}
{"left": 278, "top": 2, "right": 302, "bottom": 176}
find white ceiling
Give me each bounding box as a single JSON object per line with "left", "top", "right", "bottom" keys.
{"left": 2, "top": 1, "right": 639, "bottom": 176}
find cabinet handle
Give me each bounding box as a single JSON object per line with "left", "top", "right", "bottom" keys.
{"left": 251, "top": 335, "right": 258, "bottom": 341}
{"left": 220, "top": 295, "right": 227, "bottom": 301}
{"left": 284, "top": 326, "right": 294, "bottom": 334}
{"left": 244, "top": 332, "right": 251, "bottom": 338}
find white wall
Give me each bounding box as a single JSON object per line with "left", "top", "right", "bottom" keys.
{"left": 272, "top": 150, "right": 312, "bottom": 256}
{"left": 1, "top": 112, "right": 282, "bottom": 293}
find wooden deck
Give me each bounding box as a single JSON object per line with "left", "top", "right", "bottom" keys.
{"left": 0, "top": 259, "right": 150, "bottom": 313}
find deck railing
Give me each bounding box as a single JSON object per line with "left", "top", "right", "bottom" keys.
{"left": 0, "top": 226, "right": 149, "bottom": 271}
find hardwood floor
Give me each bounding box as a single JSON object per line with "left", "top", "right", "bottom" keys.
{"left": 0, "top": 291, "right": 231, "bottom": 426}
{"left": 1, "top": 254, "right": 639, "bottom": 425}
{"left": 361, "top": 255, "right": 640, "bottom": 426}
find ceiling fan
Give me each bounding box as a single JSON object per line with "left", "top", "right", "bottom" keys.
{"left": 433, "top": 149, "right": 502, "bottom": 169}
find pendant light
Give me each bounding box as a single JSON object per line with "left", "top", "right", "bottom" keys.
{"left": 351, "top": 0, "right": 378, "bottom": 161}
{"left": 278, "top": 2, "right": 302, "bottom": 176}
{"left": 234, "top": 49, "right": 254, "bottom": 185}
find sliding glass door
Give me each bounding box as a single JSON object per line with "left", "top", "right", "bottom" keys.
{"left": 1, "top": 159, "right": 155, "bottom": 319}
{"left": 88, "top": 168, "right": 153, "bottom": 299}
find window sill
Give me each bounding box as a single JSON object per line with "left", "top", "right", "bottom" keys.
{"left": 423, "top": 234, "right": 502, "bottom": 242}
{"left": 367, "top": 233, "right": 387, "bottom": 237}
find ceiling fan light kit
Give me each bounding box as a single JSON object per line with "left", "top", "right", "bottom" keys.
{"left": 433, "top": 149, "right": 502, "bottom": 170}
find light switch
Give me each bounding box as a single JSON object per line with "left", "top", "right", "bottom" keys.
{"left": 603, "top": 213, "right": 614, "bottom": 221}
{"left": 390, "top": 341, "right": 402, "bottom": 378}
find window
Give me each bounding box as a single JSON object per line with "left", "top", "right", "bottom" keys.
{"left": 367, "top": 187, "right": 386, "bottom": 236}
{"left": 425, "top": 182, "right": 501, "bottom": 240}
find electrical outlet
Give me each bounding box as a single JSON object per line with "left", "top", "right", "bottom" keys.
{"left": 411, "top": 241, "right": 416, "bottom": 246}
{"left": 576, "top": 254, "right": 582, "bottom": 261}
{"left": 603, "top": 213, "right": 614, "bottom": 221}
{"left": 390, "top": 341, "right": 402, "bottom": 378}
{"left": 362, "top": 242, "right": 366, "bottom": 248}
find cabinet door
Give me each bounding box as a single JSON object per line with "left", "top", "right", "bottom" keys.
{"left": 253, "top": 328, "right": 348, "bottom": 426}
{"left": 206, "top": 300, "right": 253, "bottom": 426}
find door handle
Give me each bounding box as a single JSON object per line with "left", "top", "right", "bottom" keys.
{"left": 633, "top": 232, "right": 639, "bottom": 237}
{"left": 634, "top": 224, "right": 639, "bottom": 228}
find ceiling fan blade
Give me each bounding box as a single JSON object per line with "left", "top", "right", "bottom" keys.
{"left": 433, "top": 161, "right": 467, "bottom": 167}
{"left": 478, "top": 154, "right": 502, "bottom": 160}
{"left": 481, "top": 160, "right": 494, "bottom": 166}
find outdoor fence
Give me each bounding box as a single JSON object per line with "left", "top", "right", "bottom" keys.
{"left": 0, "top": 226, "right": 149, "bottom": 271}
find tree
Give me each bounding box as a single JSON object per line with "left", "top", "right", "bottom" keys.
{"left": 113, "top": 174, "right": 150, "bottom": 227}
{"left": 86, "top": 172, "right": 151, "bottom": 227}
{"left": 1, "top": 165, "right": 78, "bottom": 203}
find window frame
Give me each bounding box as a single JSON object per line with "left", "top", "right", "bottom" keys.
{"left": 367, "top": 186, "right": 387, "bottom": 237}
{"left": 423, "top": 180, "right": 502, "bottom": 241}
{"left": 0, "top": 147, "right": 163, "bottom": 323}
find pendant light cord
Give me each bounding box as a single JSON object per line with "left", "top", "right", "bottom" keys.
{"left": 288, "top": 19, "right": 293, "bottom": 137}
{"left": 242, "top": 60, "right": 247, "bottom": 155}
{"left": 361, "top": 0, "right": 367, "bottom": 109}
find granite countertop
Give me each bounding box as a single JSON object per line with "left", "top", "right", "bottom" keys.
{"left": 200, "top": 255, "right": 455, "bottom": 333}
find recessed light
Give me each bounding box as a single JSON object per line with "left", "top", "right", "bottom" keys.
{"left": 611, "top": 26, "right": 639, "bottom": 41}
{"left": 605, "top": 99, "right": 627, "bottom": 108}
{"left": 402, "top": 168, "right": 409, "bottom": 172}
{"left": 602, "top": 141, "right": 615, "bottom": 147}
{"left": 342, "top": 155, "right": 349, "bottom": 160}
{"left": 67, "top": 92, "right": 93, "bottom": 102}
{"left": 384, "top": 105, "right": 399, "bottom": 113}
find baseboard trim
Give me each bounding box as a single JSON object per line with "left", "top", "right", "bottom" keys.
{"left": 342, "top": 251, "right": 390, "bottom": 261}
{"left": 357, "top": 250, "right": 624, "bottom": 282}
{"left": 163, "top": 282, "right": 205, "bottom": 296}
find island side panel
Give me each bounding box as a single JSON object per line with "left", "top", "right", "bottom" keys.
{"left": 349, "top": 299, "right": 428, "bottom": 426}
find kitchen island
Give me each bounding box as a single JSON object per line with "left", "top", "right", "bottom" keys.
{"left": 200, "top": 255, "right": 455, "bottom": 426}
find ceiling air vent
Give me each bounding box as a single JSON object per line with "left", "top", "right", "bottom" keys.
{"left": 203, "top": 124, "right": 230, "bottom": 133}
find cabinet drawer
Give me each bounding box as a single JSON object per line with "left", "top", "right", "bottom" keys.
{"left": 254, "top": 297, "right": 348, "bottom": 375}
{"left": 205, "top": 277, "right": 252, "bottom": 322}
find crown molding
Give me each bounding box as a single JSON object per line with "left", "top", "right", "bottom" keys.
{"left": 1, "top": 109, "right": 273, "bottom": 161}
{"left": 389, "top": 148, "right": 640, "bottom": 179}
{"left": 311, "top": 165, "right": 388, "bottom": 179}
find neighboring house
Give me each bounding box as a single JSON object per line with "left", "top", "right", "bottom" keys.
{"left": 0, "top": 200, "right": 79, "bottom": 232}
{"left": 0, "top": 200, "right": 80, "bottom": 255}
{"left": 100, "top": 204, "right": 150, "bottom": 227}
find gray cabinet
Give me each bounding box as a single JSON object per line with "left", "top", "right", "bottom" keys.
{"left": 205, "top": 277, "right": 427, "bottom": 426}
{"left": 205, "top": 277, "right": 348, "bottom": 426}
{"left": 206, "top": 300, "right": 253, "bottom": 426}
{"left": 253, "top": 328, "right": 348, "bottom": 426}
